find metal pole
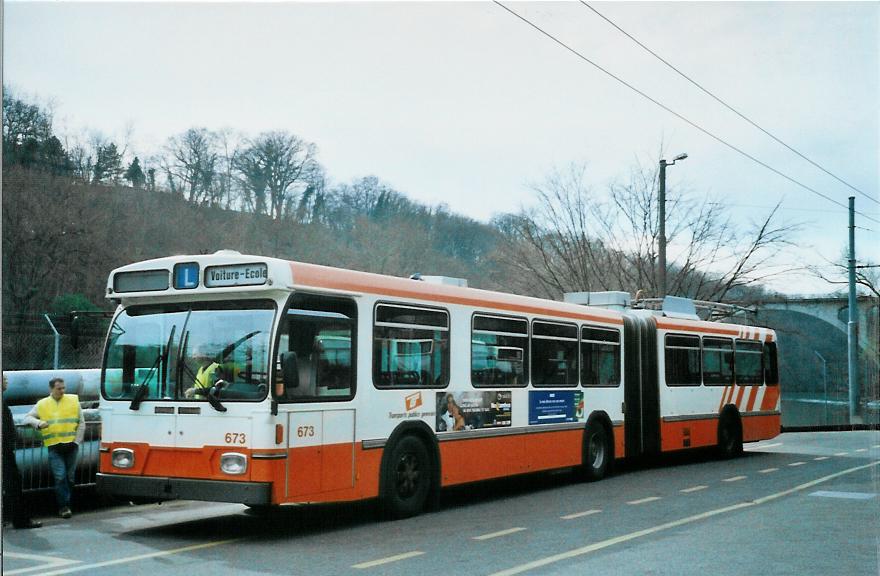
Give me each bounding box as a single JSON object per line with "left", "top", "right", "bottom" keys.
{"left": 44, "top": 314, "right": 60, "bottom": 370}
{"left": 814, "top": 350, "right": 827, "bottom": 426}
{"left": 658, "top": 160, "right": 667, "bottom": 298}
{"left": 847, "top": 196, "right": 858, "bottom": 423}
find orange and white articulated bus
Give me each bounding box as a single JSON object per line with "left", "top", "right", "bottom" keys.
{"left": 96, "top": 251, "right": 780, "bottom": 517}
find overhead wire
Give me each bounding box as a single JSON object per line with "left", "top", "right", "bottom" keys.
{"left": 492, "top": 1, "right": 880, "bottom": 225}
{"left": 580, "top": 1, "right": 879, "bottom": 208}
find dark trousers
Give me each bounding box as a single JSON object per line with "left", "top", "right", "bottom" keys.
{"left": 2, "top": 453, "right": 34, "bottom": 527}
{"left": 47, "top": 443, "right": 78, "bottom": 509}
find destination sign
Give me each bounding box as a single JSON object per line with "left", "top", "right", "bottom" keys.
{"left": 204, "top": 263, "right": 268, "bottom": 288}
{"left": 114, "top": 270, "right": 169, "bottom": 293}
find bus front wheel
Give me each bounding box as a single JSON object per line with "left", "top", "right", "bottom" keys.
{"left": 381, "top": 435, "right": 432, "bottom": 519}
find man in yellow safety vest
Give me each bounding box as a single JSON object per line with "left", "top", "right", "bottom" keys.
{"left": 184, "top": 344, "right": 239, "bottom": 399}
{"left": 23, "top": 377, "right": 84, "bottom": 519}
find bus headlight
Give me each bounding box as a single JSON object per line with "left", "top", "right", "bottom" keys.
{"left": 220, "top": 453, "right": 248, "bottom": 475}
{"left": 112, "top": 448, "right": 135, "bottom": 469}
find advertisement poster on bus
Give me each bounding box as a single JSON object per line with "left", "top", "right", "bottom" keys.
{"left": 436, "top": 391, "right": 511, "bottom": 432}
{"left": 528, "top": 390, "right": 584, "bottom": 425}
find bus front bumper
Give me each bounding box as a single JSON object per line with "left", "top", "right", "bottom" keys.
{"left": 96, "top": 473, "right": 272, "bottom": 505}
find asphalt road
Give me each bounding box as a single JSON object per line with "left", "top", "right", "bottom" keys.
{"left": 3, "top": 431, "right": 879, "bottom": 576}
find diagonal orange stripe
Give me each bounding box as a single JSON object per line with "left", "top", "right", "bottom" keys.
{"left": 734, "top": 385, "right": 747, "bottom": 409}
{"left": 746, "top": 385, "right": 761, "bottom": 412}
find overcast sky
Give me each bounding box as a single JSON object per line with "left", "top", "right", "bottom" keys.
{"left": 5, "top": 1, "right": 878, "bottom": 295}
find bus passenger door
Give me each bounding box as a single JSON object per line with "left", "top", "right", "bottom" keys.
{"left": 287, "top": 410, "right": 354, "bottom": 497}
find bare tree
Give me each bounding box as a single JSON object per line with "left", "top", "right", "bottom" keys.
{"left": 162, "top": 128, "right": 218, "bottom": 205}
{"left": 810, "top": 254, "right": 880, "bottom": 299}
{"left": 494, "top": 160, "right": 797, "bottom": 302}
{"left": 234, "top": 131, "right": 319, "bottom": 220}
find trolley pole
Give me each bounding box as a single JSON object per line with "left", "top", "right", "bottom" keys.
{"left": 658, "top": 153, "right": 687, "bottom": 298}
{"left": 658, "top": 161, "right": 667, "bottom": 298}
{"left": 847, "top": 196, "right": 859, "bottom": 423}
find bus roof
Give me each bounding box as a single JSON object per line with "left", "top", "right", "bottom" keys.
{"left": 106, "top": 251, "right": 774, "bottom": 337}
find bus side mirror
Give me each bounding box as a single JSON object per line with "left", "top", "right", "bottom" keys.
{"left": 282, "top": 352, "right": 299, "bottom": 389}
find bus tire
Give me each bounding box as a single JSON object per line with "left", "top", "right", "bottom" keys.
{"left": 717, "top": 412, "right": 743, "bottom": 459}
{"left": 380, "top": 435, "right": 432, "bottom": 519}
{"left": 244, "top": 504, "right": 277, "bottom": 516}
{"left": 581, "top": 420, "right": 611, "bottom": 482}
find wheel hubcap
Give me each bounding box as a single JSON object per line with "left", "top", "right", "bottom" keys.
{"left": 396, "top": 453, "right": 420, "bottom": 498}
{"left": 590, "top": 434, "right": 605, "bottom": 468}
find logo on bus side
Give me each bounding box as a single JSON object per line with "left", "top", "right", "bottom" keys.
{"left": 405, "top": 392, "right": 423, "bottom": 411}
{"left": 388, "top": 392, "right": 435, "bottom": 420}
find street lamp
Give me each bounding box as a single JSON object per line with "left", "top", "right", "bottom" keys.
{"left": 658, "top": 152, "right": 688, "bottom": 298}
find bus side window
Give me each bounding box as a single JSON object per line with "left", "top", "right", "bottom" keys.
{"left": 373, "top": 304, "right": 449, "bottom": 389}
{"left": 531, "top": 320, "right": 578, "bottom": 387}
{"left": 471, "top": 314, "right": 528, "bottom": 387}
{"left": 764, "top": 341, "right": 779, "bottom": 386}
{"left": 735, "top": 340, "right": 763, "bottom": 385}
{"left": 665, "top": 334, "right": 701, "bottom": 386}
{"left": 274, "top": 294, "right": 357, "bottom": 402}
{"left": 581, "top": 326, "right": 621, "bottom": 387}
{"left": 702, "top": 337, "right": 734, "bottom": 386}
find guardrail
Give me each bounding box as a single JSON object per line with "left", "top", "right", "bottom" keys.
{"left": 11, "top": 412, "right": 101, "bottom": 493}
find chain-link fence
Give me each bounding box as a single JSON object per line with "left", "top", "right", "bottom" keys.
{"left": 2, "top": 312, "right": 111, "bottom": 371}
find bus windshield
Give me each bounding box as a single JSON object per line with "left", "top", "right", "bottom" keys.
{"left": 102, "top": 300, "right": 275, "bottom": 403}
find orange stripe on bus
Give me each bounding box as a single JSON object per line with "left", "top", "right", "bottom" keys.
{"left": 718, "top": 386, "right": 730, "bottom": 411}
{"left": 742, "top": 413, "right": 781, "bottom": 442}
{"left": 290, "top": 262, "right": 624, "bottom": 325}
{"left": 746, "top": 386, "right": 761, "bottom": 412}
{"left": 660, "top": 413, "right": 780, "bottom": 451}
{"left": 760, "top": 386, "right": 780, "bottom": 411}
{"left": 725, "top": 385, "right": 736, "bottom": 405}
{"left": 734, "top": 386, "right": 747, "bottom": 409}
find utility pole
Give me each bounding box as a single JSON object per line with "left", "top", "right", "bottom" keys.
{"left": 847, "top": 196, "right": 859, "bottom": 423}
{"left": 658, "top": 153, "right": 687, "bottom": 298}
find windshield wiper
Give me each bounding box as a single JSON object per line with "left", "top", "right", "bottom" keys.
{"left": 220, "top": 330, "right": 260, "bottom": 360}
{"left": 195, "top": 380, "right": 228, "bottom": 413}
{"left": 129, "top": 351, "right": 162, "bottom": 411}
{"left": 160, "top": 325, "right": 177, "bottom": 399}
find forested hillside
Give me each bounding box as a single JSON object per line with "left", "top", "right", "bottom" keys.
{"left": 3, "top": 87, "right": 795, "bottom": 322}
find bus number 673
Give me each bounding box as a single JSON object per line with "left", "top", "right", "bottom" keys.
{"left": 224, "top": 432, "right": 246, "bottom": 444}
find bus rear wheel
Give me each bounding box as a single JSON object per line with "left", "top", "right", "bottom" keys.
{"left": 580, "top": 421, "right": 610, "bottom": 482}
{"left": 381, "top": 435, "right": 432, "bottom": 519}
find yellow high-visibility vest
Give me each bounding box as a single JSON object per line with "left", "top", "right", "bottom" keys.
{"left": 194, "top": 363, "right": 221, "bottom": 389}
{"left": 35, "top": 394, "right": 80, "bottom": 447}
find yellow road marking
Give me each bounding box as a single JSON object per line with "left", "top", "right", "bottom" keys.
{"left": 352, "top": 551, "right": 425, "bottom": 569}
{"left": 489, "top": 461, "right": 880, "bottom": 576}
{"left": 627, "top": 496, "right": 661, "bottom": 505}
{"left": 680, "top": 485, "right": 708, "bottom": 493}
{"left": 561, "top": 509, "right": 601, "bottom": 520}
{"left": 3, "top": 553, "right": 80, "bottom": 575}
{"left": 759, "top": 468, "right": 779, "bottom": 474}
{"left": 37, "top": 539, "right": 239, "bottom": 576}
{"left": 722, "top": 475, "right": 746, "bottom": 482}
{"left": 473, "top": 527, "right": 527, "bottom": 540}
